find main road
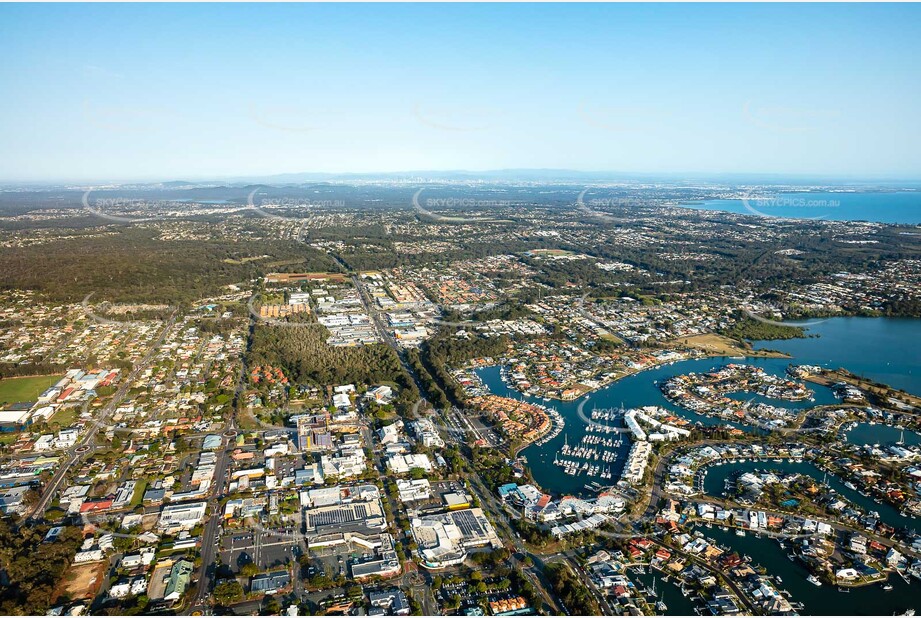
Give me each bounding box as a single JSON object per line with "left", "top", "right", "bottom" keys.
{"left": 28, "top": 311, "right": 178, "bottom": 520}
{"left": 188, "top": 417, "right": 238, "bottom": 614}
{"left": 346, "top": 260, "right": 574, "bottom": 615}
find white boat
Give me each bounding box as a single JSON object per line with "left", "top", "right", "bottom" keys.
{"left": 807, "top": 575, "right": 822, "bottom": 586}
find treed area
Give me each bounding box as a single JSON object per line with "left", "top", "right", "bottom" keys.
{"left": 544, "top": 562, "right": 602, "bottom": 615}
{"left": 247, "top": 323, "right": 417, "bottom": 399}
{"left": 0, "top": 228, "right": 339, "bottom": 304}
{"left": 0, "top": 521, "right": 84, "bottom": 615}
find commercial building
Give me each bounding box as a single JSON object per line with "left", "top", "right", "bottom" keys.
{"left": 250, "top": 570, "right": 292, "bottom": 594}
{"left": 0, "top": 407, "right": 32, "bottom": 432}
{"left": 350, "top": 534, "right": 401, "bottom": 580}
{"left": 300, "top": 484, "right": 388, "bottom": 549}
{"left": 368, "top": 589, "right": 411, "bottom": 616}
{"left": 157, "top": 501, "right": 207, "bottom": 534}
{"left": 396, "top": 478, "right": 432, "bottom": 503}
{"left": 410, "top": 508, "right": 501, "bottom": 569}
{"left": 387, "top": 453, "right": 432, "bottom": 474}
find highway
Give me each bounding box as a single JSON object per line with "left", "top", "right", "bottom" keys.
{"left": 350, "top": 272, "right": 445, "bottom": 615}
{"left": 352, "top": 270, "right": 563, "bottom": 614}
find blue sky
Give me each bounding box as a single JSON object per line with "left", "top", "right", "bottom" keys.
{"left": 1, "top": 3, "right": 920, "bottom": 182}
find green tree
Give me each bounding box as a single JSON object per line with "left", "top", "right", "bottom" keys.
{"left": 240, "top": 562, "right": 261, "bottom": 577}
{"left": 213, "top": 580, "right": 244, "bottom": 605}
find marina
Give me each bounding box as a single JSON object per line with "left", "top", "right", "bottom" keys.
{"left": 554, "top": 432, "right": 623, "bottom": 480}
{"left": 632, "top": 570, "right": 698, "bottom": 616}
{"left": 533, "top": 404, "right": 565, "bottom": 446}
{"left": 477, "top": 317, "right": 921, "bottom": 499}
{"left": 474, "top": 317, "right": 921, "bottom": 616}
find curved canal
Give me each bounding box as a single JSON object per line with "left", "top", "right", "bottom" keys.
{"left": 701, "top": 459, "right": 919, "bottom": 532}
{"left": 845, "top": 422, "right": 921, "bottom": 447}
{"left": 471, "top": 317, "right": 921, "bottom": 615}
{"left": 700, "top": 525, "right": 920, "bottom": 616}
{"left": 474, "top": 317, "right": 921, "bottom": 498}
{"left": 477, "top": 356, "right": 840, "bottom": 497}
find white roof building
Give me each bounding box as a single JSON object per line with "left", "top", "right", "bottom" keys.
{"left": 157, "top": 501, "right": 207, "bottom": 533}
{"left": 388, "top": 453, "right": 433, "bottom": 474}
{"left": 396, "top": 479, "right": 432, "bottom": 503}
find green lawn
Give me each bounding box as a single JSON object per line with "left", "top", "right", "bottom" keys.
{"left": 0, "top": 374, "right": 63, "bottom": 407}
{"left": 49, "top": 406, "right": 79, "bottom": 427}
{"left": 128, "top": 479, "right": 147, "bottom": 509}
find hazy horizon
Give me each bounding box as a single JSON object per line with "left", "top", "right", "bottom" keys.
{"left": 4, "top": 168, "right": 921, "bottom": 188}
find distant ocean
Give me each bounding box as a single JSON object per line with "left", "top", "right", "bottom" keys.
{"left": 681, "top": 191, "right": 921, "bottom": 225}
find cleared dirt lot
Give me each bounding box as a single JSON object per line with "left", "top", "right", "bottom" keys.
{"left": 56, "top": 561, "right": 107, "bottom": 601}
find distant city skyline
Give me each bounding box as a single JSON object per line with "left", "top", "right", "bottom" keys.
{"left": 2, "top": 3, "right": 921, "bottom": 182}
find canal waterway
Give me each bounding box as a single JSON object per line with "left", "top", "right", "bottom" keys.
{"left": 476, "top": 357, "right": 839, "bottom": 497}
{"left": 700, "top": 525, "right": 920, "bottom": 616}
{"left": 472, "top": 316, "right": 921, "bottom": 615}
{"left": 632, "top": 569, "right": 699, "bottom": 616}
{"left": 845, "top": 422, "right": 921, "bottom": 447}
{"left": 474, "top": 317, "right": 921, "bottom": 498}
{"left": 701, "top": 459, "right": 920, "bottom": 533}
{"left": 751, "top": 317, "right": 920, "bottom": 394}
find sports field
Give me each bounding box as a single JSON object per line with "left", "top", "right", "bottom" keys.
{"left": 0, "top": 374, "right": 63, "bottom": 407}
